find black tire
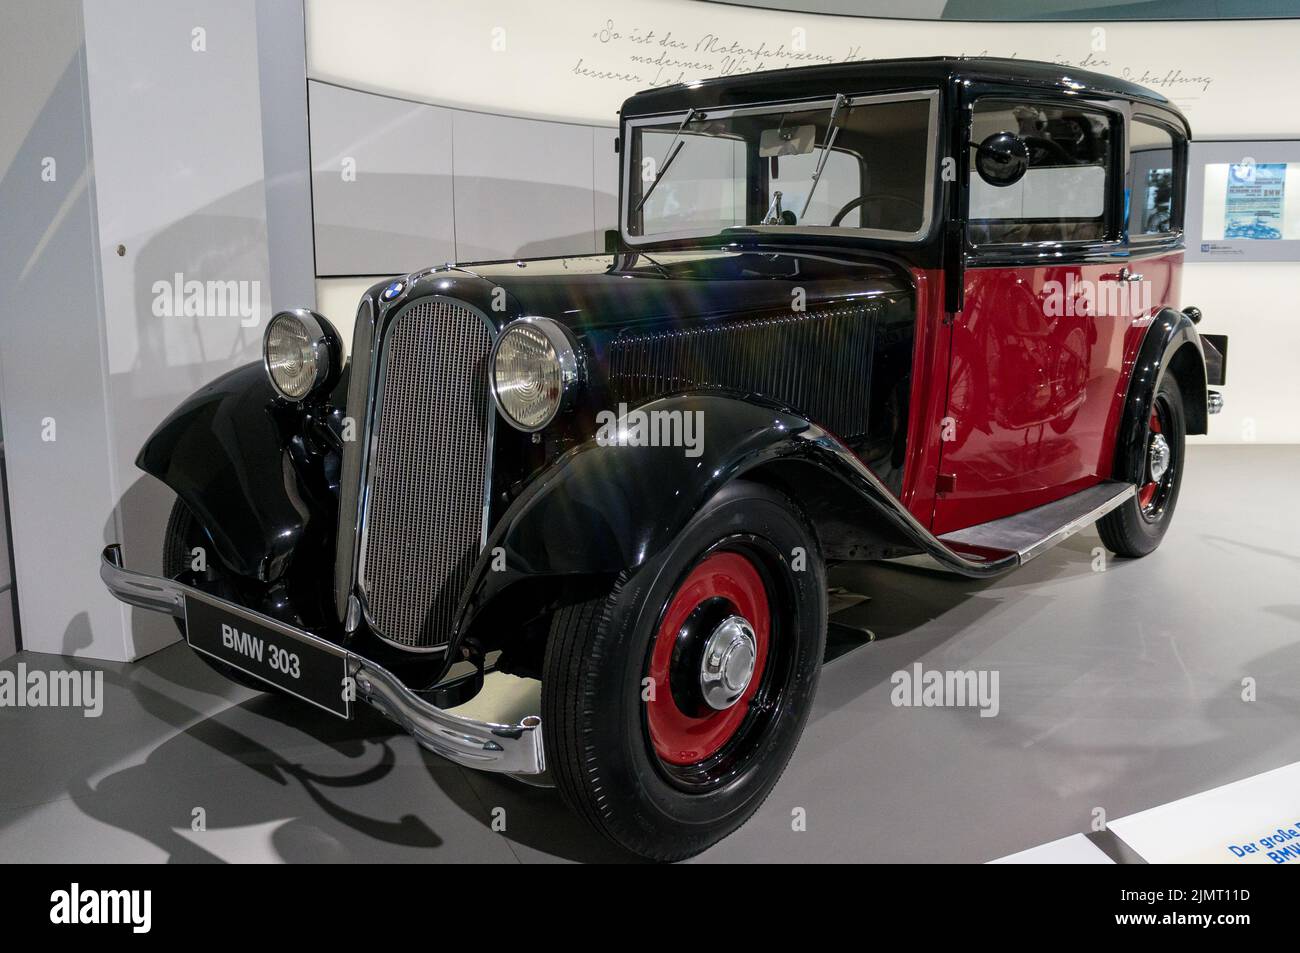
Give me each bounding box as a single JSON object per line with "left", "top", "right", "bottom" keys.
{"left": 1097, "top": 373, "right": 1186, "bottom": 558}
{"left": 164, "top": 498, "right": 273, "bottom": 694}
{"left": 541, "top": 480, "right": 827, "bottom": 862}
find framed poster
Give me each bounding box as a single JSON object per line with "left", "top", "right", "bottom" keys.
{"left": 1186, "top": 140, "right": 1300, "bottom": 261}
{"left": 1224, "top": 161, "right": 1286, "bottom": 240}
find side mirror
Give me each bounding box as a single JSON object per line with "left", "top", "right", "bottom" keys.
{"left": 975, "top": 131, "right": 1030, "bottom": 188}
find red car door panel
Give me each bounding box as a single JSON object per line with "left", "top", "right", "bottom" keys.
{"left": 933, "top": 251, "right": 1181, "bottom": 535}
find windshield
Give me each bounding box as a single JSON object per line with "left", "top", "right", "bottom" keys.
{"left": 624, "top": 91, "right": 936, "bottom": 244}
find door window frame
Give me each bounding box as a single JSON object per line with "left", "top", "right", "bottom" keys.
{"left": 962, "top": 88, "right": 1127, "bottom": 266}
{"left": 1125, "top": 109, "right": 1188, "bottom": 248}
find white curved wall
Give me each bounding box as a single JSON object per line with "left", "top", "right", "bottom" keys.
{"left": 308, "top": 0, "right": 1300, "bottom": 444}
{"left": 306, "top": 0, "right": 1300, "bottom": 135}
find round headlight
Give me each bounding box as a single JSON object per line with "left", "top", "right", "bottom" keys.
{"left": 490, "top": 318, "right": 582, "bottom": 431}
{"left": 263, "top": 309, "right": 339, "bottom": 401}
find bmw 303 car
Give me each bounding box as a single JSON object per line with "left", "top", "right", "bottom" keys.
{"left": 102, "top": 57, "right": 1227, "bottom": 861}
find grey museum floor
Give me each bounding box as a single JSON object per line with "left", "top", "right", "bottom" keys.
{"left": 2, "top": 445, "right": 1298, "bottom": 863}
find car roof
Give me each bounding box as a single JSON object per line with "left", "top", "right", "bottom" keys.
{"left": 621, "top": 55, "right": 1184, "bottom": 127}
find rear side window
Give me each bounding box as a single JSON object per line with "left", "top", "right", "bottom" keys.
{"left": 968, "top": 100, "right": 1113, "bottom": 245}
{"left": 1128, "top": 120, "right": 1177, "bottom": 238}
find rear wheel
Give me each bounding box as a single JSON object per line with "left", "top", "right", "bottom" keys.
{"left": 541, "top": 480, "right": 826, "bottom": 861}
{"left": 164, "top": 498, "right": 272, "bottom": 693}
{"left": 1098, "top": 373, "right": 1186, "bottom": 558}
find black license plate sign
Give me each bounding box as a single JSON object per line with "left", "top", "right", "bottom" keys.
{"left": 184, "top": 593, "right": 351, "bottom": 718}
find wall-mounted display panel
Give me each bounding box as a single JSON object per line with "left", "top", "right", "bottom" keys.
{"left": 1185, "top": 140, "right": 1300, "bottom": 261}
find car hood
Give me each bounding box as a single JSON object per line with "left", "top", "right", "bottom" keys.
{"left": 449, "top": 249, "right": 911, "bottom": 333}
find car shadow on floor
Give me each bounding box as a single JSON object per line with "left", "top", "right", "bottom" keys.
{"left": 62, "top": 645, "right": 638, "bottom": 862}
{"left": 69, "top": 537, "right": 1119, "bottom": 863}
{"left": 64, "top": 668, "right": 443, "bottom": 861}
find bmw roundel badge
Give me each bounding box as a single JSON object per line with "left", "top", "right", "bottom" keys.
{"left": 382, "top": 280, "right": 405, "bottom": 301}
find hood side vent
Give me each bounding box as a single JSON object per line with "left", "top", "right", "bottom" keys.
{"left": 607, "top": 304, "right": 879, "bottom": 442}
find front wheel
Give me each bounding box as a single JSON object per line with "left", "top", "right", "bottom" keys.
{"left": 1097, "top": 373, "right": 1187, "bottom": 558}
{"left": 541, "top": 480, "right": 827, "bottom": 861}
{"left": 164, "top": 498, "right": 274, "bottom": 694}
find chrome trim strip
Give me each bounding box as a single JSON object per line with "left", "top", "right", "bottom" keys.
{"left": 935, "top": 482, "right": 1136, "bottom": 566}
{"left": 621, "top": 89, "right": 941, "bottom": 247}
{"left": 353, "top": 663, "right": 543, "bottom": 774}
{"left": 101, "top": 545, "right": 544, "bottom": 775}
{"left": 100, "top": 544, "right": 186, "bottom": 615}
{"left": 1017, "top": 484, "right": 1134, "bottom": 563}
{"left": 334, "top": 294, "right": 377, "bottom": 623}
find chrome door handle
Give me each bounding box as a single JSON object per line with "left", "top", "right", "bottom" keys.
{"left": 1101, "top": 267, "right": 1144, "bottom": 282}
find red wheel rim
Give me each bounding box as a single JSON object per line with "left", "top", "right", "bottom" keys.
{"left": 646, "top": 551, "right": 771, "bottom": 767}
{"left": 1138, "top": 408, "right": 1162, "bottom": 510}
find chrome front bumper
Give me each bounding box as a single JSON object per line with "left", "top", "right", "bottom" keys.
{"left": 99, "top": 544, "right": 545, "bottom": 776}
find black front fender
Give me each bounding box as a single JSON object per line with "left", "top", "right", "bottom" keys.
{"left": 136, "top": 362, "right": 313, "bottom": 581}
{"left": 453, "top": 392, "right": 1016, "bottom": 657}
{"left": 491, "top": 394, "right": 798, "bottom": 577}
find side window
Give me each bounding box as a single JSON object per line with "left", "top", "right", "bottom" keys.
{"left": 968, "top": 101, "right": 1113, "bottom": 245}
{"left": 1128, "top": 120, "right": 1177, "bottom": 238}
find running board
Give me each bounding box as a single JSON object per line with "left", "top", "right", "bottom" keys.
{"left": 938, "top": 481, "right": 1135, "bottom": 564}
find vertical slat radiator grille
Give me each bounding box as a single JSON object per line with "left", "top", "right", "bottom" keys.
{"left": 358, "top": 298, "right": 493, "bottom": 650}
{"left": 607, "top": 306, "right": 876, "bottom": 441}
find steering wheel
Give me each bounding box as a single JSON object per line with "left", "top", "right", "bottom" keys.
{"left": 830, "top": 193, "right": 925, "bottom": 228}
{"left": 1024, "top": 135, "right": 1072, "bottom": 165}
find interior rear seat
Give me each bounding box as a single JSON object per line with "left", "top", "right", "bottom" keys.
{"left": 968, "top": 220, "right": 1104, "bottom": 244}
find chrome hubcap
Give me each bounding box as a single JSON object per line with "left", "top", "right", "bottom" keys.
{"left": 699, "top": 615, "right": 757, "bottom": 711}
{"left": 1148, "top": 432, "right": 1171, "bottom": 483}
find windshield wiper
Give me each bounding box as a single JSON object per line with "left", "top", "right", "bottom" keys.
{"left": 633, "top": 108, "right": 701, "bottom": 214}
{"left": 800, "top": 94, "right": 848, "bottom": 219}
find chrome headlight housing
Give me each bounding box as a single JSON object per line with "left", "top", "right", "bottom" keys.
{"left": 489, "top": 317, "right": 583, "bottom": 431}
{"left": 263, "top": 309, "right": 341, "bottom": 401}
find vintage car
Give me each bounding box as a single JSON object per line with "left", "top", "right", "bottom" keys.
{"left": 102, "top": 56, "right": 1227, "bottom": 861}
